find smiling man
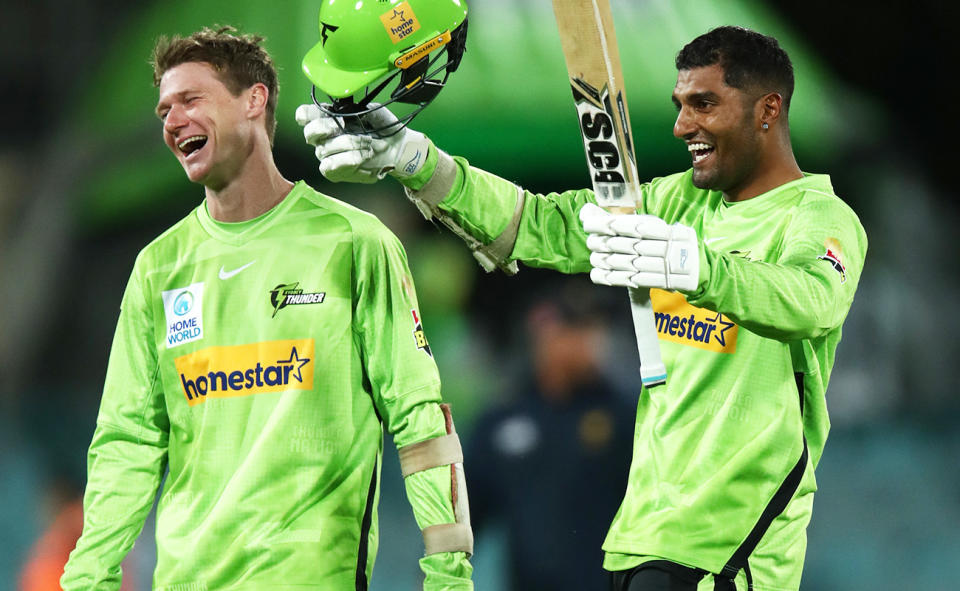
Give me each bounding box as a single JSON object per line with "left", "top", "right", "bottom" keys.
{"left": 297, "top": 25, "right": 867, "bottom": 591}
{"left": 61, "top": 26, "right": 473, "bottom": 590}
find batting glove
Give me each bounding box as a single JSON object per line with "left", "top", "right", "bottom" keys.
{"left": 295, "top": 104, "right": 431, "bottom": 184}
{"left": 580, "top": 203, "right": 701, "bottom": 292}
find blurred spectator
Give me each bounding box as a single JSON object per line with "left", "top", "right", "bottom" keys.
{"left": 467, "top": 280, "right": 636, "bottom": 591}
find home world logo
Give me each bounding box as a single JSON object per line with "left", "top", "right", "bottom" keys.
{"left": 162, "top": 282, "right": 204, "bottom": 349}
{"left": 175, "top": 339, "right": 314, "bottom": 406}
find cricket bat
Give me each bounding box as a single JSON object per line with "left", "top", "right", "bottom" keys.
{"left": 551, "top": 0, "right": 667, "bottom": 387}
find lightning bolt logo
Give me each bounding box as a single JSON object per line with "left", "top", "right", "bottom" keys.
{"left": 320, "top": 22, "right": 339, "bottom": 46}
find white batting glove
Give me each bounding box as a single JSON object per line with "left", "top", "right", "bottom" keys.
{"left": 294, "top": 104, "right": 431, "bottom": 184}
{"left": 580, "top": 203, "right": 701, "bottom": 292}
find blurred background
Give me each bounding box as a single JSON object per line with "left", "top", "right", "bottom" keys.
{"left": 2, "top": 0, "right": 958, "bottom": 589}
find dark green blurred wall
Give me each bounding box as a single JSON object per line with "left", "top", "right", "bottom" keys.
{"left": 72, "top": 0, "right": 877, "bottom": 230}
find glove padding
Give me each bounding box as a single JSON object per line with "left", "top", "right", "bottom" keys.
{"left": 295, "top": 104, "right": 430, "bottom": 184}
{"left": 580, "top": 203, "right": 701, "bottom": 292}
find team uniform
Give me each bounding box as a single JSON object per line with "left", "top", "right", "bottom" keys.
{"left": 401, "top": 149, "right": 867, "bottom": 590}
{"left": 61, "top": 181, "right": 472, "bottom": 590}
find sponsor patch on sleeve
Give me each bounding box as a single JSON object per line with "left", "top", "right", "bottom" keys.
{"left": 817, "top": 238, "right": 847, "bottom": 283}
{"left": 411, "top": 309, "right": 432, "bottom": 357}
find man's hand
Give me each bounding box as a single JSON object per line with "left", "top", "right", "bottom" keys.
{"left": 295, "top": 104, "right": 431, "bottom": 183}
{"left": 580, "top": 203, "right": 701, "bottom": 292}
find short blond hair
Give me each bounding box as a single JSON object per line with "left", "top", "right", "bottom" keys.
{"left": 152, "top": 26, "right": 279, "bottom": 144}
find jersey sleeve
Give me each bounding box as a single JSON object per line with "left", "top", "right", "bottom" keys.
{"left": 352, "top": 224, "right": 473, "bottom": 590}
{"left": 687, "top": 197, "right": 868, "bottom": 341}
{"left": 61, "top": 257, "right": 170, "bottom": 590}
{"left": 434, "top": 154, "right": 598, "bottom": 274}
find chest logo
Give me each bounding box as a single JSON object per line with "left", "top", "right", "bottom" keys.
{"left": 650, "top": 289, "right": 738, "bottom": 353}
{"left": 270, "top": 282, "right": 326, "bottom": 318}
{"left": 162, "top": 282, "right": 204, "bottom": 348}
{"left": 219, "top": 260, "right": 256, "bottom": 280}
{"left": 175, "top": 339, "right": 314, "bottom": 406}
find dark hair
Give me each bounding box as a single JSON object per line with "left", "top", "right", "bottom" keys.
{"left": 676, "top": 26, "right": 794, "bottom": 112}
{"left": 152, "top": 26, "right": 279, "bottom": 144}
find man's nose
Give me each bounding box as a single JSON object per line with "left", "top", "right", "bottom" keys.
{"left": 673, "top": 107, "right": 696, "bottom": 139}
{"left": 164, "top": 103, "right": 189, "bottom": 133}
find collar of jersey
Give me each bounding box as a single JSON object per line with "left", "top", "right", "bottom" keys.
{"left": 196, "top": 181, "right": 308, "bottom": 244}
{"left": 718, "top": 173, "right": 833, "bottom": 211}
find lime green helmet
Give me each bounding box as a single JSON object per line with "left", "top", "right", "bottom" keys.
{"left": 303, "top": 0, "right": 468, "bottom": 134}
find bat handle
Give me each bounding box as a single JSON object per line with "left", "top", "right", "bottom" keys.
{"left": 629, "top": 287, "right": 667, "bottom": 387}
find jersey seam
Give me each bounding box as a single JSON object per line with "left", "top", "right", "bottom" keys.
{"left": 136, "top": 361, "right": 166, "bottom": 444}
{"left": 798, "top": 188, "right": 835, "bottom": 200}
{"left": 134, "top": 268, "right": 168, "bottom": 445}
{"left": 96, "top": 419, "right": 168, "bottom": 446}
{"left": 384, "top": 380, "right": 442, "bottom": 402}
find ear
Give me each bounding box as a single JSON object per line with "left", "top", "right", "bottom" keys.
{"left": 246, "top": 83, "right": 269, "bottom": 119}
{"left": 758, "top": 92, "right": 783, "bottom": 130}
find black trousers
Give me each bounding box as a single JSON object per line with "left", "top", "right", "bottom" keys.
{"left": 610, "top": 560, "right": 741, "bottom": 591}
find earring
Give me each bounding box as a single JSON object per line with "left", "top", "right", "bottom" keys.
{"left": 761, "top": 122, "right": 769, "bottom": 129}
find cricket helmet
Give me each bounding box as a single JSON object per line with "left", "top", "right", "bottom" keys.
{"left": 302, "top": 0, "right": 468, "bottom": 135}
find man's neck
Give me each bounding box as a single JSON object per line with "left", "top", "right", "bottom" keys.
{"left": 204, "top": 146, "right": 294, "bottom": 222}
{"left": 724, "top": 137, "right": 803, "bottom": 202}
{"left": 724, "top": 161, "right": 803, "bottom": 203}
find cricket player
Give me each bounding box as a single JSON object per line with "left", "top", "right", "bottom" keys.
{"left": 61, "top": 23, "right": 473, "bottom": 591}
{"left": 297, "top": 25, "right": 867, "bottom": 591}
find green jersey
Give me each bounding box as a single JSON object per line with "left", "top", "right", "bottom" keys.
{"left": 62, "top": 182, "right": 472, "bottom": 590}
{"left": 413, "top": 152, "right": 866, "bottom": 588}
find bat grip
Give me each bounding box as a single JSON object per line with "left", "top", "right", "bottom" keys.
{"left": 629, "top": 287, "right": 667, "bottom": 387}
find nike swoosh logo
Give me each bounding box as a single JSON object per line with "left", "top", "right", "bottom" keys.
{"left": 219, "top": 260, "right": 256, "bottom": 280}
{"left": 703, "top": 237, "right": 726, "bottom": 245}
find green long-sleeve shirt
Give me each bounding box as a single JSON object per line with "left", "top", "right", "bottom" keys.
{"left": 62, "top": 182, "right": 472, "bottom": 590}
{"left": 408, "top": 149, "right": 866, "bottom": 588}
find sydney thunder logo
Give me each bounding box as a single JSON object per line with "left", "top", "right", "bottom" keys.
{"left": 320, "top": 22, "right": 339, "bottom": 46}
{"left": 270, "top": 283, "right": 326, "bottom": 318}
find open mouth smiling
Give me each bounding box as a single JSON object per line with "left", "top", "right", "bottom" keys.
{"left": 688, "top": 142, "right": 714, "bottom": 164}
{"left": 178, "top": 135, "right": 208, "bottom": 156}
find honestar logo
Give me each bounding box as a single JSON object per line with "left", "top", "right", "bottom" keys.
{"left": 175, "top": 339, "right": 314, "bottom": 406}
{"left": 650, "top": 289, "right": 738, "bottom": 353}
{"left": 380, "top": 1, "right": 420, "bottom": 43}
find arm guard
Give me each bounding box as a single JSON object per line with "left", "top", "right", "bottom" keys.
{"left": 397, "top": 403, "right": 473, "bottom": 556}
{"left": 404, "top": 150, "right": 521, "bottom": 276}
